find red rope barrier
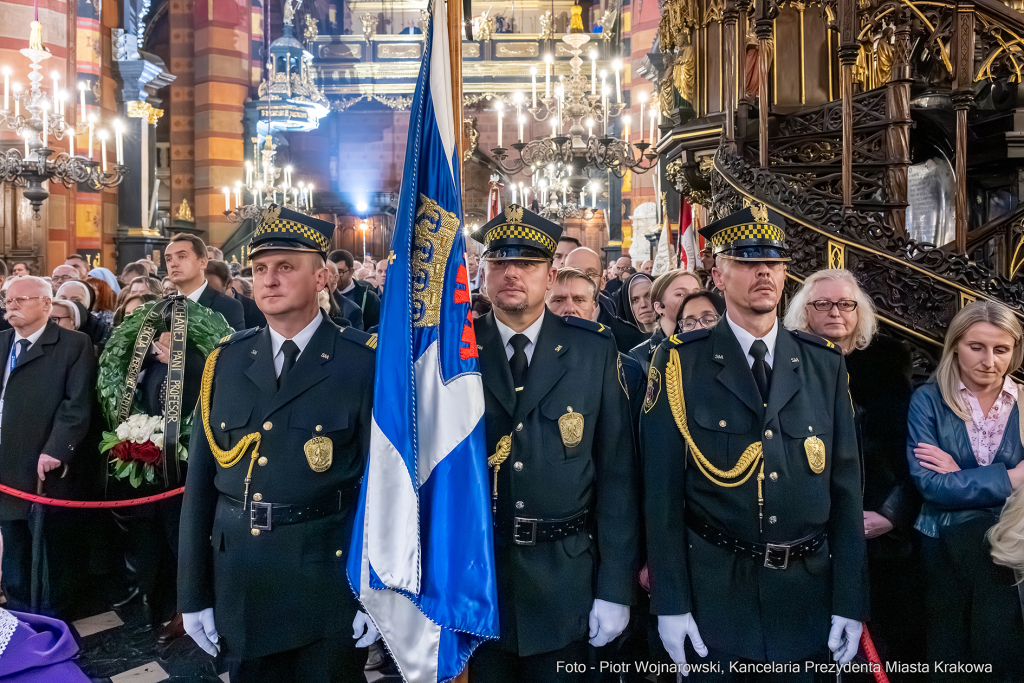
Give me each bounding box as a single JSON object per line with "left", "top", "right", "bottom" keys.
{"left": 860, "top": 624, "right": 891, "bottom": 683}
{"left": 0, "top": 483, "right": 184, "bottom": 508}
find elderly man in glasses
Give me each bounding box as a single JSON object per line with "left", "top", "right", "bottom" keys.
{"left": 0, "top": 276, "right": 95, "bottom": 617}
{"left": 640, "top": 205, "right": 868, "bottom": 681}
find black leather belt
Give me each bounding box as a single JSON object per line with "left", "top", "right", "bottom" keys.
{"left": 513, "top": 509, "right": 588, "bottom": 546}
{"left": 686, "top": 513, "right": 826, "bottom": 570}
{"left": 226, "top": 485, "right": 359, "bottom": 532}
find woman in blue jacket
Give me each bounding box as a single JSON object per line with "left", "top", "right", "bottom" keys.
{"left": 908, "top": 300, "right": 1024, "bottom": 682}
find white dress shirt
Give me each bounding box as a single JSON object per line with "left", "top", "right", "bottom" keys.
{"left": 495, "top": 313, "right": 545, "bottom": 364}
{"left": 339, "top": 281, "right": 356, "bottom": 295}
{"left": 267, "top": 314, "right": 323, "bottom": 377}
{"left": 2, "top": 324, "right": 46, "bottom": 397}
{"left": 179, "top": 279, "right": 209, "bottom": 302}
{"left": 726, "top": 312, "right": 779, "bottom": 369}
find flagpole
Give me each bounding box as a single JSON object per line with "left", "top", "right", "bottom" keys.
{"left": 446, "top": 0, "right": 465, "bottom": 199}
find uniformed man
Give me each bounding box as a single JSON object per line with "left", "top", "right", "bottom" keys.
{"left": 641, "top": 205, "right": 868, "bottom": 680}
{"left": 468, "top": 205, "right": 639, "bottom": 682}
{"left": 178, "top": 205, "right": 380, "bottom": 682}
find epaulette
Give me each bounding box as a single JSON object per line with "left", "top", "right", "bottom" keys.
{"left": 216, "top": 327, "right": 260, "bottom": 348}
{"left": 666, "top": 328, "right": 711, "bottom": 346}
{"left": 791, "top": 328, "right": 841, "bottom": 352}
{"left": 561, "top": 316, "right": 612, "bottom": 337}
{"left": 339, "top": 325, "right": 378, "bottom": 350}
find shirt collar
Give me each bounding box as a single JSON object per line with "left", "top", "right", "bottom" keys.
{"left": 14, "top": 324, "right": 47, "bottom": 349}
{"left": 180, "top": 279, "right": 208, "bottom": 303}
{"left": 495, "top": 312, "right": 545, "bottom": 351}
{"left": 726, "top": 311, "right": 779, "bottom": 362}
{"left": 958, "top": 376, "right": 1019, "bottom": 401}
{"left": 340, "top": 281, "right": 356, "bottom": 294}
{"left": 268, "top": 314, "right": 323, "bottom": 359}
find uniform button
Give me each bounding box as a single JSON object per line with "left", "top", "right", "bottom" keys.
{"left": 769, "top": 516, "right": 777, "bottom": 524}
{"left": 516, "top": 423, "right": 523, "bottom": 432}
{"left": 316, "top": 425, "right": 323, "bottom": 433}
{"left": 251, "top": 528, "right": 261, "bottom": 536}
{"left": 253, "top": 493, "right": 263, "bottom": 502}
{"left": 719, "top": 420, "right": 727, "bottom": 427}
{"left": 263, "top": 421, "right": 273, "bottom": 431}
{"left": 258, "top": 456, "right": 268, "bottom": 466}
{"left": 808, "top": 426, "right": 813, "bottom": 433}
{"left": 513, "top": 462, "right": 523, "bottom": 471}
{"left": 335, "top": 550, "right": 343, "bottom": 557}
{"left": 769, "top": 471, "right": 778, "bottom": 481}
{"left": 515, "top": 501, "right": 524, "bottom": 510}
{"left": 764, "top": 429, "right": 773, "bottom": 439}
{"left": 220, "top": 422, "right": 226, "bottom": 429}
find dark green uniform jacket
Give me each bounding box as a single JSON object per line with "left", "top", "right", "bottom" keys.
{"left": 178, "top": 314, "right": 376, "bottom": 660}
{"left": 640, "top": 319, "right": 868, "bottom": 663}
{"left": 475, "top": 309, "right": 640, "bottom": 657}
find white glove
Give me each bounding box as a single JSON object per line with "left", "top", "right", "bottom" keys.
{"left": 588, "top": 599, "right": 630, "bottom": 647}
{"left": 352, "top": 611, "right": 381, "bottom": 648}
{"left": 183, "top": 608, "right": 220, "bottom": 656}
{"left": 658, "top": 613, "right": 707, "bottom": 676}
{"left": 827, "top": 616, "right": 863, "bottom": 665}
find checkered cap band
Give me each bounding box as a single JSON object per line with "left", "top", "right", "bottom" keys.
{"left": 484, "top": 224, "right": 557, "bottom": 254}
{"left": 254, "top": 218, "right": 331, "bottom": 253}
{"left": 710, "top": 223, "right": 786, "bottom": 251}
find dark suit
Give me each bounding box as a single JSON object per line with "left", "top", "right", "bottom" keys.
{"left": 178, "top": 313, "right": 375, "bottom": 681}
{"left": 332, "top": 291, "right": 363, "bottom": 330}
{"left": 341, "top": 280, "right": 380, "bottom": 330}
{"left": 232, "top": 290, "right": 266, "bottom": 330}
{"left": 641, "top": 321, "right": 867, "bottom": 666}
{"left": 196, "top": 282, "right": 245, "bottom": 331}
{"left": 597, "top": 308, "right": 649, "bottom": 354}
{"left": 0, "top": 323, "right": 96, "bottom": 613}
{"left": 470, "top": 310, "right": 638, "bottom": 680}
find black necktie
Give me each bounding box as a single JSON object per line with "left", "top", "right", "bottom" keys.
{"left": 749, "top": 339, "right": 772, "bottom": 403}
{"left": 13, "top": 339, "right": 29, "bottom": 368}
{"left": 508, "top": 334, "right": 530, "bottom": 392}
{"left": 278, "top": 340, "right": 300, "bottom": 389}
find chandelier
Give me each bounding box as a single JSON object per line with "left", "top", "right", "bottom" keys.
{"left": 511, "top": 162, "right": 600, "bottom": 221}
{"left": 489, "top": 5, "right": 658, "bottom": 196}
{"left": 0, "top": 20, "right": 126, "bottom": 218}
{"left": 224, "top": 136, "right": 314, "bottom": 223}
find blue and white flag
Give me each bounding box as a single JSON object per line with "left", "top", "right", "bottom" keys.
{"left": 347, "top": 0, "right": 500, "bottom": 679}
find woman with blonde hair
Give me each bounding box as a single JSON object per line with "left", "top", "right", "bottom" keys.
{"left": 786, "top": 269, "right": 921, "bottom": 665}
{"left": 908, "top": 300, "right": 1024, "bottom": 682}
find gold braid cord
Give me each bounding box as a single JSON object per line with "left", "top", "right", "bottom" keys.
{"left": 200, "top": 347, "right": 262, "bottom": 469}
{"left": 666, "top": 349, "right": 762, "bottom": 487}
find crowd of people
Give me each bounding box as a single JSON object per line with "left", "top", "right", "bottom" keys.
{"left": 0, "top": 199, "right": 1020, "bottom": 683}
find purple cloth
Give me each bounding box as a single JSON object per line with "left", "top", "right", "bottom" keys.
{"left": 0, "top": 611, "right": 89, "bottom": 682}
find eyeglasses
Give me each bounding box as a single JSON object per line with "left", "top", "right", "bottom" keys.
{"left": 808, "top": 299, "right": 858, "bottom": 312}
{"left": 51, "top": 274, "right": 75, "bottom": 283}
{"left": 49, "top": 316, "right": 68, "bottom": 324}
{"left": 679, "top": 313, "right": 720, "bottom": 332}
{"left": 6, "top": 296, "right": 46, "bottom": 309}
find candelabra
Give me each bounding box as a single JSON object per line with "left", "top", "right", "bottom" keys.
{"left": 223, "top": 137, "right": 314, "bottom": 223}
{"left": 1, "top": 21, "right": 126, "bottom": 218}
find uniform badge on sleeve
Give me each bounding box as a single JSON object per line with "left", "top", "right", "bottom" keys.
{"left": 644, "top": 366, "right": 662, "bottom": 413}
{"left": 558, "top": 408, "right": 584, "bottom": 448}
{"left": 804, "top": 435, "right": 826, "bottom": 474}
{"left": 304, "top": 436, "right": 333, "bottom": 473}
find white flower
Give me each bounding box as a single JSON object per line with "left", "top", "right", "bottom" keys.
{"left": 116, "top": 414, "right": 164, "bottom": 443}
{"left": 151, "top": 433, "right": 164, "bottom": 449}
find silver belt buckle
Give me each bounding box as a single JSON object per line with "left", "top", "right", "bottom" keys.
{"left": 513, "top": 518, "right": 537, "bottom": 546}
{"left": 250, "top": 501, "right": 273, "bottom": 531}
{"left": 764, "top": 543, "right": 790, "bottom": 570}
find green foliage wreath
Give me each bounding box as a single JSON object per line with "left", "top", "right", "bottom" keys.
{"left": 97, "top": 299, "right": 232, "bottom": 486}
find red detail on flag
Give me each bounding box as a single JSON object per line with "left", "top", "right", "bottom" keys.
{"left": 454, "top": 264, "right": 471, "bottom": 304}
{"left": 460, "top": 308, "right": 479, "bottom": 360}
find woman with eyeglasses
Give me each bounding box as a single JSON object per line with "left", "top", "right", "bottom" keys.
{"left": 49, "top": 300, "right": 79, "bottom": 331}
{"left": 624, "top": 271, "right": 705, "bottom": 380}
{"left": 675, "top": 291, "right": 725, "bottom": 334}
{"left": 784, "top": 269, "right": 922, "bottom": 670}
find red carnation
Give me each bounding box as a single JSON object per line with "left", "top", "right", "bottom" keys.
{"left": 112, "top": 440, "right": 163, "bottom": 465}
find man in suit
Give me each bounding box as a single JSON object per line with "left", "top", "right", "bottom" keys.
{"left": 328, "top": 249, "right": 380, "bottom": 329}
{"left": 468, "top": 205, "right": 639, "bottom": 682}
{"left": 164, "top": 234, "right": 245, "bottom": 331}
{"left": 564, "top": 248, "right": 645, "bottom": 353}
{"left": 552, "top": 235, "right": 581, "bottom": 271}
{"left": 325, "top": 261, "right": 363, "bottom": 330}
{"left": 0, "top": 276, "right": 96, "bottom": 614}
{"left": 207, "top": 260, "right": 265, "bottom": 330}
{"left": 641, "top": 205, "right": 867, "bottom": 680}
{"left": 179, "top": 204, "right": 379, "bottom": 683}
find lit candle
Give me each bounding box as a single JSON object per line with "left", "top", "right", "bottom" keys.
{"left": 496, "top": 101, "right": 503, "bottom": 148}
{"left": 603, "top": 84, "right": 609, "bottom": 136}
{"left": 88, "top": 116, "right": 94, "bottom": 158}
{"left": 511, "top": 184, "right": 517, "bottom": 204}
{"left": 79, "top": 82, "right": 86, "bottom": 121}
{"left": 530, "top": 66, "right": 537, "bottom": 108}
{"left": 623, "top": 114, "right": 631, "bottom": 142}
{"left": 562, "top": 181, "right": 567, "bottom": 205}
{"left": 587, "top": 118, "right": 593, "bottom": 139}
{"left": 42, "top": 104, "right": 48, "bottom": 147}
{"left": 649, "top": 108, "right": 658, "bottom": 146}
{"left": 524, "top": 186, "right": 530, "bottom": 206}
{"left": 551, "top": 117, "right": 558, "bottom": 139}
{"left": 590, "top": 50, "right": 597, "bottom": 96}
{"left": 2, "top": 67, "right": 9, "bottom": 111}
{"left": 99, "top": 130, "right": 108, "bottom": 173}
{"left": 51, "top": 71, "right": 59, "bottom": 102}
{"left": 292, "top": 188, "right": 299, "bottom": 207}
{"left": 592, "top": 184, "right": 599, "bottom": 209}
{"left": 245, "top": 161, "right": 252, "bottom": 186}
{"left": 69, "top": 128, "right": 74, "bottom": 156}
{"left": 638, "top": 92, "right": 646, "bottom": 145}
{"left": 614, "top": 60, "right": 622, "bottom": 103}
{"left": 544, "top": 54, "right": 552, "bottom": 98}
{"left": 13, "top": 84, "right": 19, "bottom": 117}
{"left": 114, "top": 120, "right": 123, "bottom": 164}
{"left": 518, "top": 114, "right": 525, "bottom": 143}
{"left": 223, "top": 187, "right": 231, "bottom": 210}
{"left": 308, "top": 185, "right": 314, "bottom": 209}
{"left": 235, "top": 183, "right": 242, "bottom": 208}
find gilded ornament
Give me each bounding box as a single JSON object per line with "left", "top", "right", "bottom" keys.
{"left": 805, "top": 436, "right": 826, "bottom": 473}
{"left": 558, "top": 408, "right": 584, "bottom": 448}
{"left": 412, "top": 195, "right": 459, "bottom": 327}
{"left": 304, "top": 436, "right": 334, "bottom": 473}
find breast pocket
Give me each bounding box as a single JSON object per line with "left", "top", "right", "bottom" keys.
{"left": 539, "top": 395, "right": 596, "bottom": 461}
{"left": 290, "top": 411, "right": 351, "bottom": 442}
{"left": 779, "top": 408, "right": 833, "bottom": 475}
{"left": 211, "top": 404, "right": 254, "bottom": 449}
{"left": 691, "top": 404, "right": 754, "bottom": 472}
